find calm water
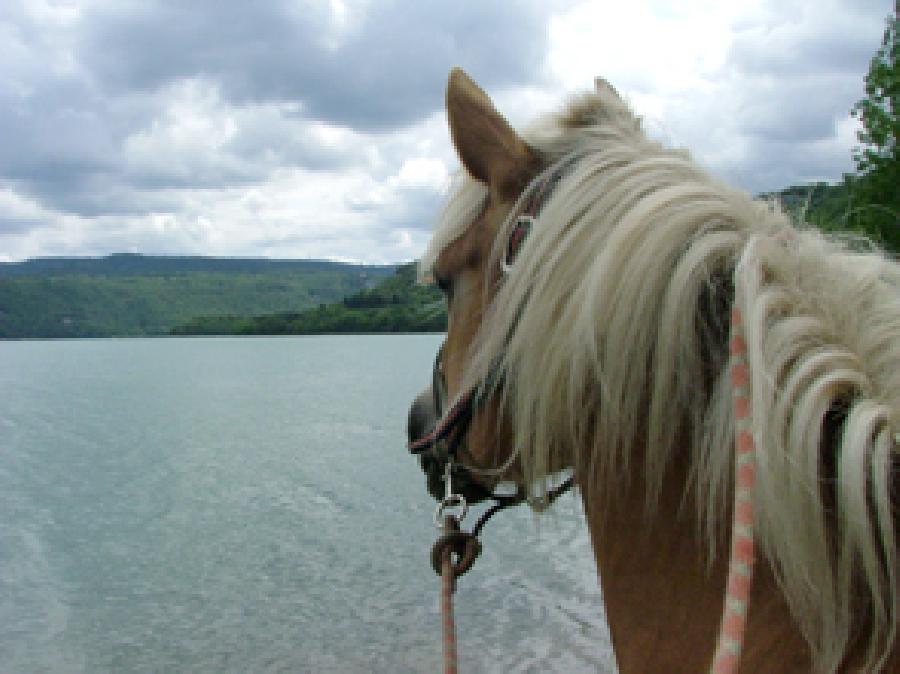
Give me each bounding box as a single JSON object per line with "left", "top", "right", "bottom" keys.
{"left": 0, "top": 335, "right": 614, "bottom": 673}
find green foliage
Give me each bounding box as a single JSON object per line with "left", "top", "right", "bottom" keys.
{"left": 0, "top": 255, "right": 394, "bottom": 338}
{"left": 849, "top": 10, "right": 899, "bottom": 251}
{"left": 761, "top": 182, "right": 853, "bottom": 234}
{"left": 171, "top": 262, "right": 447, "bottom": 335}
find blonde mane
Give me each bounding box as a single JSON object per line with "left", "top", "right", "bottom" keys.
{"left": 422, "top": 85, "right": 900, "bottom": 672}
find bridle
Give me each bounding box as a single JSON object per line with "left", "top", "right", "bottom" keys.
{"left": 411, "top": 336, "right": 575, "bottom": 538}
{"left": 408, "top": 155, "right": 580, "bottom": 531}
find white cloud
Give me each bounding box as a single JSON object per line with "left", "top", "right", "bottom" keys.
{"left": 391, "top": 158, "right": 449, "bottom": 191}
{"left": 0, "top": 0, "right": 892, "bottom": 262}
{"left": 547, "top": 0, "right": 887, "bottom": 194}
{"left": 548, "top": 1, "right": 739, "bottom": 96}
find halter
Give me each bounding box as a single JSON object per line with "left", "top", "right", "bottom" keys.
{"left": 407, "top": 156, "right": 580, "bottom": 523}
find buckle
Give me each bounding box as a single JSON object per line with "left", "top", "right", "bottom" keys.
{"left": 501, "top": 214, "right": 535, "bottom": 275}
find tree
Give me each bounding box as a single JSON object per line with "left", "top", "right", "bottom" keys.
{"left": 850, "top": 8, "right": 899, "bottom": 251}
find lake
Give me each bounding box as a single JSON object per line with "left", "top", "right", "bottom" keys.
{"left": 0, "top": 335, "right": 614, "bottom": 672}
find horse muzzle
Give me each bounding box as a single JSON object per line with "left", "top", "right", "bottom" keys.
{"left": 407, "top": 386, "right": 494, "bottom": 504}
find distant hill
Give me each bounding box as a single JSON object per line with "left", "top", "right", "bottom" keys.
{"left": 171, "top": 261, "right": 446, "bottom": 335}
{"left": 0, "top": 253, "right": 385, "bottom": 277}
{"left": 0, "top": 254, "right": 395, "bottom": 338}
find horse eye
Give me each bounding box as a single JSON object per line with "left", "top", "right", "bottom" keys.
{"left": 434, "top": 274, "right": 454, "bottom": 298}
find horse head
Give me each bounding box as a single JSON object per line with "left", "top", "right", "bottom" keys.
{"left": 406, "top": 68, "right": 557, "bottom": 505}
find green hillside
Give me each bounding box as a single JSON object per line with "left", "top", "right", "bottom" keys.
{"left": 767, "top": 181, "right": 897, "bottom": 254}
{"left": 0, "top": 254, "right": 394, "bottom": 338}
{"left": 762, "top": 182, "right": 852, "bottom": 231}
{"left": 171, "top": 261, "right": 446, "bottom": 335}
{"left": 0, "top": 253, "right": 380, "bottom": 277}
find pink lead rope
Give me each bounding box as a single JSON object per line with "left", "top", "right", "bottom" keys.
{"left": 710, "top": 307, "right": 758, "bottom": 673}
{"left": 440, "top": 538, "right": 459, "bottom": 674}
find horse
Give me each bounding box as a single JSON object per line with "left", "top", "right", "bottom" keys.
{"left": 406, "top": 68, "right": 899, "bottom": 672}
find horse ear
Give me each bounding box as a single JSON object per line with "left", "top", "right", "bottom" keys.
{"left": 446, "top": 68, "right": 534, "bottom": 191}
{"left": 594, "top": 77, "right": 622, "bottom": 101}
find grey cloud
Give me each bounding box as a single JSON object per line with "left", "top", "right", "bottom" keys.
{"left": 0, "top": 77, "right": 362, "bottom": 218}
{"left": 78, "top": 0, "right": 554, "bottom": 131}
{"left": 344, "top": 179, "right": 444, "bottom": 232}
{"left": 722, "top": 3, "right": 883, "bottom": 129}
{"left": 0, "top": 213, "right": 47, "bottom": 237}
{"left": 723, "top": 133, "right": 855, "bottom": 195}
{"left": 0, "top": 80, "right": 118, "bottom": 181}
{"left": 674, "top": 0, "right": 889, "bottom": 194}
{"left": 737, "top": 74, "right": 861, "bottom": 142}
{"left": 225, "top": 110, "right": 365, "bottom": 173}
{"left": 379, "top": 185, "right": 445, "bottom": 232}
{"left": 2, "top": 0, "right": 557, "bottom": 230}
{"left": 10, "top": 172, "right": 187, "bottom": 218}
{"left": 728, "top": 28, "right": 880, "bottom": 79}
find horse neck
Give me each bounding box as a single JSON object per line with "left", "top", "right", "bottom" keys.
{"left": 580, "top": 447, "right": 813, "bottom": 673}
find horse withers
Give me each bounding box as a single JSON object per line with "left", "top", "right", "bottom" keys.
{"left": 407, "top": 68, "right": 899, "bottom": 673}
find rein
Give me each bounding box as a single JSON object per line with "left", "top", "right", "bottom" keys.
{"left": 710, "top": 307, "right": 758, "bottom": 673}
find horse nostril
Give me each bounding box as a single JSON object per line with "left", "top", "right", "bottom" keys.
{"left": 407, "top": 388, "right": 437, "bottom": 442}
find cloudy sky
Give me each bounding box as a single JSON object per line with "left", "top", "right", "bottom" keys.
{"left": 0, "top": 0, "right": 892, "bottom": 264}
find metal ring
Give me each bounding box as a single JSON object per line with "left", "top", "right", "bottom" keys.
{"left": 501, "top": 214, "right": 535, "bottom": 275}
{"left": 434, "top": 494, "right": 468, "bottom": 528}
